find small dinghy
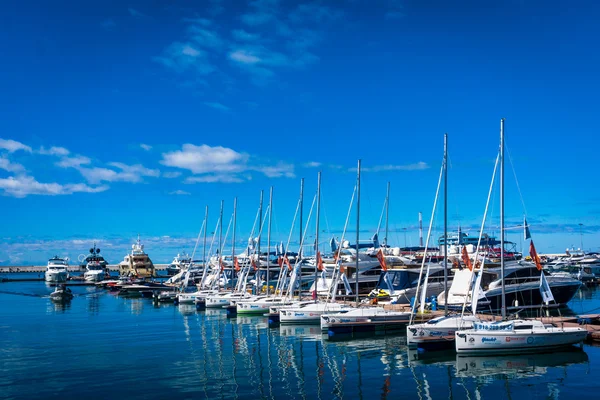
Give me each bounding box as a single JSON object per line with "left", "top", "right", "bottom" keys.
{"left": 50, "top": 285, "right": 74, "bottom": 302}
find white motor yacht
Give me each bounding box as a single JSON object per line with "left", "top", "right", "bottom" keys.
{"left": 45, "top": 256, "right": 69, "bottom": 283}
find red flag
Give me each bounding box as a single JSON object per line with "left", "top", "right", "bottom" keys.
{"left": 219, "top": 258, "right": 226, "bottom": 272}
{"left": 376, "top": 248, "right": 388, "bottom": 271}
{"left": 234, "top": 256, "right": 240, "bottom": 272}
{"left": 529, "top": 240, "right": 542, "bottom": 271}
{"left": 277, "top": 256, "right": 283, "bottom": 268}
{"left": 317, "top": 251, "right": 324, "bottom": 271}
{"left": 284, "top": 256, "right": 292, "bottom": 271}
{"left": 251, "top": 257, "right": 258, "bottom": 271}
{"left": 461, "top": 246, "right": 473, "bottom": 271}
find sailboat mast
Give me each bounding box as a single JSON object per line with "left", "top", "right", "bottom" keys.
{"left": 314, "top": 172, "right": 321, "bottom": 301}
{"left": 500, "top": 118, "right": 506, "bottom": 319}
{"left": 299, "top": 178, "right": 304, "bottom": 258}
{"left": 202, "top": 205, "right": 208, "bottom": 288}
{"left": 356, "top": 159, "right": 361, "bottom": 306}
{"left": 232, "top": 197, "right": 237, "bottom": 293}
{"left": 267, "top": 187, "right": 273, "bottom": 296}
{"left": 258, "top": 190, "right": 263, "bottom": 279}
{"left": 384, "top": 182, "right": 390, "bottom": 247}
{"left": 219, "top": 199, "right": 224, "bottom": 284}
{"left": 444, "top": 133, "right": 448, "bottom": 316}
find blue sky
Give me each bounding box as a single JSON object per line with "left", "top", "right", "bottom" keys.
{"left": 1, "top": 0, "right": 599, "bottom": 265}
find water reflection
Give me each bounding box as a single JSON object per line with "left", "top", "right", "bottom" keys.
{"left": 455, "top": 347, "right": 589, "bottom": 378}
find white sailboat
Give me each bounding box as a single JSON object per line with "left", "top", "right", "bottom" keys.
{"left": 455, "top": 119, "right": 587, "bottom": 354}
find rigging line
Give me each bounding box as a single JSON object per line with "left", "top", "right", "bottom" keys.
{"left": 460, "top": 153, "right": 500, "bottom": 318}
{"left": 190, "top": 217, "right": 206, "bottom": 262}
{"left": 274, "top": 197, "right": 301, "bottom": 293}
{"left": 320, "top": 189, "right": 332, "bottom": 243}
{"left": 411, "top": 156, "right": 445, "bottom": 321}
{"left": 376, "top": 192, "right": 386, "bottom": 237}
{"left": 326, "top": 184, "right": 357, "bottom": 303}
{"left": 505, "top": 139, "right": 529, "bottom": 217}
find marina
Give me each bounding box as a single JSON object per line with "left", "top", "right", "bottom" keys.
{"left": 2, "top": 270, "right": 600, "bottom": 399}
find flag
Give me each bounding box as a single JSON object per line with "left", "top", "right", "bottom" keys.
{"left": 376, "top": 248, "right": 388, "bottom": 271}
{"left": 524, "top": 217, "right": 532, "bottom": 240}
{"left": 277, "top": 256, "right": 283, "bottom": 268}
{"left": 539, "top": 271, "right": 555, "bottom": 304}
{"left": 529, "top": 240, "right": 542, "bottom": 271}
{"left": 284, "top": 256, "right": 292, "bottom": 271}
{"left": 234, "top": 256, "right": 240, "bottom": 272}
{"left": 461, "top": 246, "right": 473, "bottom": 271}
{"left": 251, "top": 257, "right": 258, "bottom": 271}
{"left": 219, "top": 258, "right": 226, "bottom": 272}
{"left": 383, "top": 271, "right": 395, "bottom": 295}
{"left": 316, "top": 251, "right": 324, "bottom": 271}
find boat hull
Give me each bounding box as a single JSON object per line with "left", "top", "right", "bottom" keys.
{"left": 455, "top": 329, "right": 587, "bottom": 354}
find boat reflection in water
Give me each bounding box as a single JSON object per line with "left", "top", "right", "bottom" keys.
{"left": 455, "top": 347, "right": 589, "bottom": 378}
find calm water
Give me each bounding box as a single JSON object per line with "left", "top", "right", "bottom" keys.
{"left": 1, "top": 273, "right": 600, "bottom": 399}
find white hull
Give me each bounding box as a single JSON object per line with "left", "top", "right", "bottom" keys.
{"left": 280, "top": 303, "right": 354, "bottom": 324}
{"left": 177, "top": 290, "right": 218, "bottom": 304}
{"left": 406, "top": 315, "right": 477, "bottom": 348}
{"left": 321, "top": 307, "right": 411, "bottom": 331}
{"left": 84, "top": 270, "right": 105, "bottom": 282}
{"left": 237, "top": 297, "right": 291, "bottom": 314}
{"left": 455, "top": 320, "right": 587, "bottom": 354}
{"left": 205, "top": 293, "right": 250, "bottom": 308}
{"left": 45, "top": 271, "right": 68, "bottom": 283}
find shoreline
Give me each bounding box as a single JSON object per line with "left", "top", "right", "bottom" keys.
{"left": 0, "top": 264, "right": 170, "bottom": 273}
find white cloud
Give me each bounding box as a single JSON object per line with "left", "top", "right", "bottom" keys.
{"left": 188, "top": 26, "right": 224, "bottom": 49}
{"left": 252, "top": 163, "right": 295, "bottom": 178}
{"left": 232, "top": 29, "right": 261, "bottom": 42}
{"left": 0, "top": 156, "right": 25, "bottom": 173}
{"left": 355, "top": 162, "right": 430, "bottom": 172}
{"left": 304, "top": 161, "right": 321, "bottom": 168}
{"left": 163, "top": 171, "right": 182, "bottom": 178}
{"left": 56, "top": 155, "right": 91, "bottom": 168}
{"left": 203, "top": 102, "right": 230, "bottom": 112}
{"left": 229, "top": 50, "right": 262, "bottom": 64}
{"left": 0, "top": 139, "right": 32, "bottom": 153}
{"left": 161, "top": 144, "right": 247, "bottom": 174}
{"left": 38, "top": 146, "right": 70, "bottom": 156}
{"left": 0, "top": 176, "right": 108, "bottom": 198}
{"left": 184, "top": 175, "right": 244, "bottom": 184}
{"left": 140, "top": 143, "right": 152, "bottom": 151}
{"left": 78, "top": 162, "right": 160, "bottom": 184}
{"left": 169, "top": 190, "right": 191, "bottom": 195}
{"left": 153, "top": 42, "right": 214, "bottom": 74}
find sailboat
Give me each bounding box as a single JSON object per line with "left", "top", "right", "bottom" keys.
{"left": 455, "top": 118, "right": 587, "bottom": 354}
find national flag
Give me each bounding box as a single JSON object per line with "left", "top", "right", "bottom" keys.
{"left": 251, "top": 257, "right": 258, "bottom": 271}
{"left": 376, "top": 248, "right": 388, "bottom": 271}
{"left": 317, "top": 251, "right": 324, "bottom": 271}
{"left": 524, "top": 217, "right": 532, "bottom": 240}
{"left": 539, "top": 271, "right": 555, "bottom": 304}
{"left": 461, "top": 246, "right": 473, "bottom": 271}
{"left": 529, "top": 240, "right": 543, "bottom": 271}
{"left": 219, "top": 258, "right": 225, "bottom": 272}
{"left": 284, "top": 256, "right": 292, "bottom": 271}
{"left": 277, "top": 256, "right": 283, "bottom": 268}
{"left": 234, "top": 256, "right": 240, "bottom": 272}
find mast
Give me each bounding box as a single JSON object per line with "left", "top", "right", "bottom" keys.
{"left": 219, "top": 199, "right": 224, "bottom": 286}
{"left": 267, "top": 187, "right": 273, "bottom": 296}
{"left": 384, "top": 182, "right": 390, "bottom": 247}
{"left": 202, "top": 205, "right": 208, "bottom": 288}
{"left": 232, "top": 197, "right": 237, "bottom": 293}
{"left": 419, "top": 212, "right": 423, "bottom": 247}
{"left": 299, "top": 178, "right": 304, "bottom": 258}
{"left": 258, "top": 190, "right": 263, "bottom": 284}
{"left": 500, "top": 118, "right": 506, "bottom": 319}
{"left": 443, "top": 133, "right": 448, "bottom": 316}
{"left": 314, "top": 172, "right": 321, "bottom": 301}
{"left": 355, "top": 159, "right": 361, "bottom": 306}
